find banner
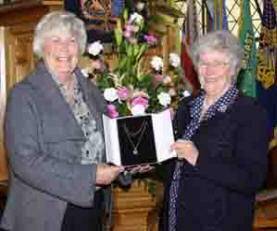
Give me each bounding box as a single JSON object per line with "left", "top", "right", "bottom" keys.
{"left": 206, "top": 0, "right": 228, "bottom": 31}
{"left": 256, "top": 0, "right": 277, "bottom": 139}
{"left": 237, "top": 0, "right": 257, "bottom": 98}
{"left": 64, "top": 0, "right": 125, "bottom": 43}
{"left": 180, "top": 0, "right": 199, "bottom": 92}
{"left": 257, "top": 0, "right": 277, "bottom": 89}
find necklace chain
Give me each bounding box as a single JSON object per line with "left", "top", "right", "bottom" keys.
{"left": 123, "top": 120, "right": 148, "bottom": 155}
{"left": 125, "top": 121, "right": 147, "bottom": 137}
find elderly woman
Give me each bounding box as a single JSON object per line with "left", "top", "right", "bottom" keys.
{"left": 0, "top": 11, "right": 121, "bottom": 231}
{"left": 160, "top": 30, "right": 269, "bottom": 231}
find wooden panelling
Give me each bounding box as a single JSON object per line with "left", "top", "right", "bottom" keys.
{"left": 0, "top": 27, "right": 8, "bottom": 181}
{"left": 112, "top": 180, "right": 158, "bottom": 231}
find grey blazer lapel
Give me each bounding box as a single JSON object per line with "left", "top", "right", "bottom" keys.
{"left": 74, "top": 67, "right": 106, "bottom": 132}
{"left": 28, "top": 62, "right": 84, "bottom": 138}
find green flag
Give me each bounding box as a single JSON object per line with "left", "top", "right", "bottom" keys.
{"left": 237, "top": 0, "right": 257, "bottom": 98}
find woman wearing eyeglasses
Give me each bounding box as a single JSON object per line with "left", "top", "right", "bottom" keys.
{"left": 160, "top": 30, "right": 269, "bottom": 231}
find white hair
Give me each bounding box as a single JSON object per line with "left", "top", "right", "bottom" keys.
{"left": 33, "top": 11, "right": 87, "bottom": 58}
{"left": 189, "top": 30, "right": 244, "bottom": 82}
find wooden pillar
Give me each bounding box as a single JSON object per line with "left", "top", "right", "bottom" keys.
{"left": 0, "top": 27, "right": 8, "bottom": 181}
{"left": 111, "top": 180, "right": 157, "bottom": 231}
{"left": 162, "top": 26, "right": 170, "bottom": 74}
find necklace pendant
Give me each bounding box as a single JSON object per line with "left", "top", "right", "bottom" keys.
{"left": 133, "top": 149, "right": 138, "bottom": 155}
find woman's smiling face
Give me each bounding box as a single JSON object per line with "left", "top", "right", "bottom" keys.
{"left": 42, "top": 31, "right": 79, "bottom": 81}
{"left": 198, "top": 49, "right": 235, "bottom": 97}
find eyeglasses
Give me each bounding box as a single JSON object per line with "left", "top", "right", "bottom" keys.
{"left": 198, "top": 61, "right": 229, "bottom": 69}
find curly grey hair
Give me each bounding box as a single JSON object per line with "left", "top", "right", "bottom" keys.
{"left": 189, "top": 30, "right": 244, "bottom": 81}
{"left": 33, "top": 11, "right": 87, "bottom": 58}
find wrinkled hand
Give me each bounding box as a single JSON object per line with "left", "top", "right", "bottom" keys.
{"left": 171, "top": 139, "right": 199, "bottom": 166}
{"left": 96, "top": 164, "right": 121, "bottom": 186}
{"left": 129, "top": 164, "right": 155, "bottom": 175}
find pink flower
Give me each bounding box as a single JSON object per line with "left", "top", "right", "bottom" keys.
{"left": 107, "top": 104, "right": 119, "bottom": 118}
{"left": 118, "top": 87, "right": 130, "bottom": 101}
{"left": 123, "top": 29, "right": 132, "bottom": 38}
{"left": 123, "top": 24, "right": 139, "bottom": 39}
{"left": 131, "top": 95, "right": 149, "bottom": 108}
{"left": 131, "top": 104, "right": 146, "bottom": 115}
{"left": 144, "top": 34, "right": 158, "bottom": 45}
{"left": 130, "top": 92, "right": 149, "bottom": 115}
{"left": 126, "top": 24, "right": 139, "bottom": 33}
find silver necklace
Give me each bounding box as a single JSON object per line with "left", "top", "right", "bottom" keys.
{"left": 123, "top": 121, "right": 148, "bottom": 155}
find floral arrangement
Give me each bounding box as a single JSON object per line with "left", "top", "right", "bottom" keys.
{"left": 84, "top": 10, "right": 189, "bottom": 118}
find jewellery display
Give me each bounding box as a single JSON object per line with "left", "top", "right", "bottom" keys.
{"left": 122, "top": 120, "right": 148, "bottom": 155}
{"left": 103, "top": 110, "right": 174, "bottom": 166}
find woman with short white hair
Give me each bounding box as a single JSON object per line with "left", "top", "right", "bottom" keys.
{"left": 1, "top": 11, "right": 120, "bottom": 231}
{"left": 161, "top": 30, "right": 269, "bottom": 231}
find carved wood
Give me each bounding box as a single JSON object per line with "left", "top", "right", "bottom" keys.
{"left": 112, "top": 180, "right": 158, "bottom": 231}
{"left": 254, "top": 189, "right": 277, "bottom": 229}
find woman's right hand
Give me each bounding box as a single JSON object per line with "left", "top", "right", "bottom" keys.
{"left": 171, "top": 139, "right": 199, "bottom": 166}
{"left": 96, "top": 164, "right": 121, "bottom": 186}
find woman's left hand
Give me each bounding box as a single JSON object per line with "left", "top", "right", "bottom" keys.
{"left": 171, "top": 139, "right": 199, "bottom": 166}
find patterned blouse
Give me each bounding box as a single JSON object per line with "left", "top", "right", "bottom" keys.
{"left": 52, "top": 74, "right": 105, "bottom": 165}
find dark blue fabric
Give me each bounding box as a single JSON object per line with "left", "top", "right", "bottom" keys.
{"left": 113, "top": 0, "right": 125, "bottom": 15}
{"left": 61, "top": 190, "right": 104, "bottom": 231}
{"left": 64, "top": 0, "right": 81, "bottom": 16}
{"left": 183, "top": 86, "right": 238, "bottom": 140}
{"left": 257, "top": 82, "right": 277, "bottom": 137}
{"left": 160, "top": 94, "right": 269, "bottom": 231}
{"left": 0, "top": 209, "right": 6, "bottom": 231}
{"left": 168, "top": 86, "right": 239, "bottom": 231}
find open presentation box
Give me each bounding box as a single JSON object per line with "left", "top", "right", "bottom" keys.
{"left": 103, "top": 109, "right": 176, "bottom": 166}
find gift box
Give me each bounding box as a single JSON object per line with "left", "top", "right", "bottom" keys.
{"left": 103, "top": 109, "right": 176, "bottom": 166}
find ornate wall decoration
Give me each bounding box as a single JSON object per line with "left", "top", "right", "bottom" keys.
{"left": 65, "top": 0, "right": 124, "bottom": 43}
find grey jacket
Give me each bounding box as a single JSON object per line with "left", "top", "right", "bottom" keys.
{"left": 1, "top": 62, "right": 107, "bottom": 231}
